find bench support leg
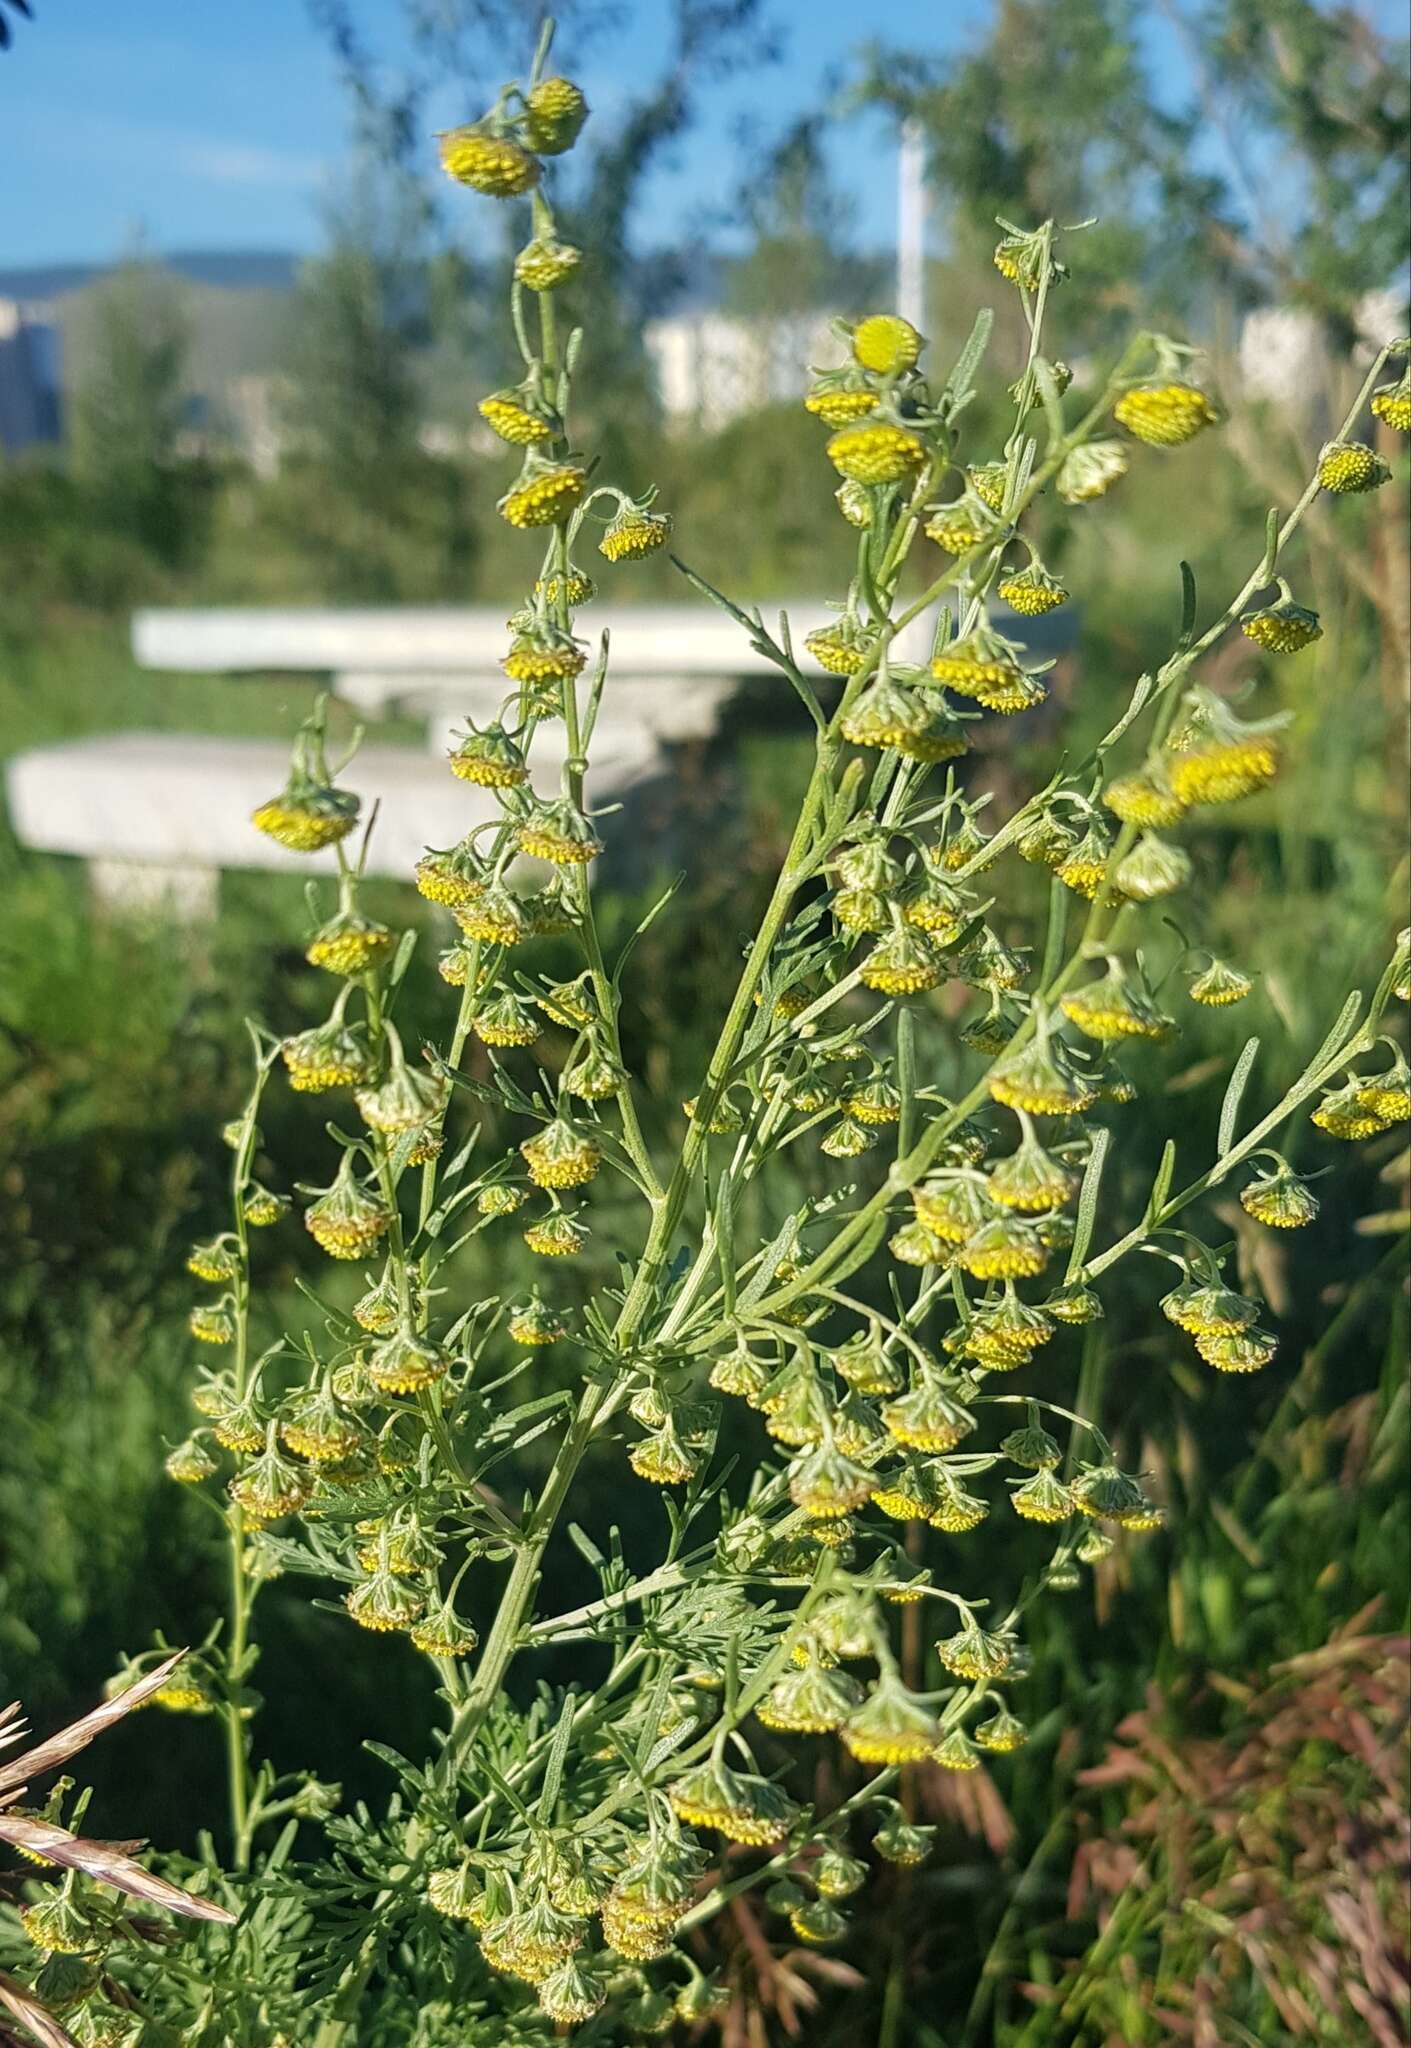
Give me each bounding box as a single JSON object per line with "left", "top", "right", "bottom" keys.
{"left": 89, "top": 859, "right": 220, "bottom": 921}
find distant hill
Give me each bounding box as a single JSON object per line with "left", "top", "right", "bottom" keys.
{"left": 0, "top": 250, "right": 301, "bottom": 304}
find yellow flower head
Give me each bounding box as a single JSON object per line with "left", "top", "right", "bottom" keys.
{"left": 440, "top": 124, "right": 540, "bottom": 196}
{"left": 805, "top": 378, "right": 878, "bottom": 426}
{"left": 1188, "top": 958, "right": 1252, "bottom": 1007}
{"left": 806, "top": 615, "right": 874, "bottom": 676}
{"left": 521, "top": 1117, "right": 601, "bottom": 1189}
{"left": 989, "top": 1038, "right": 1098, "bottom": 1118}
{"left": 997, "top": 562, "right": 1068, "bottom": 615}
{"left": 1104, "top": 766, "right": 1187, "bottom": 829}
{"left": 930, "top": 627, "right": 1025, "bottom": 699}
{"left": 1318, "top": 438, "right": 1391, "bottom": 494}
{"left": 843, "top": 1675, "right": 941, "bottom": 1765}
{"left": 514, "top": 235, "right": 582, "bottom": 291}
{"left": 522, "top": 76, "right": 589, "bottom": 155}
{"left": 1241, "top": 600, "right": 1322, "bottom": 653}
{"left": 600, "top": 505, "right": 673, "bottom": 561}
{"left": 524, "top": 1210, "right": 589, "bottom": 1257}
{"left": 667, "top": 1760, "right": 797, "bottom": 1846}
{"left": 367, "top": 1328, "right": 450, "bottom": 1396}
{"left": 1057, "top": 438, "right": 1128, "bottom": 502}
{"left": 253, "top": 781, "right": 359, "bottom": 853}
{"left": 827, "top": 420, "right": 926, "bottom": 485}
{"left": 499, "top": 458, "right": 588, "bottom": 528}
{"left": 957, "top": 1214, "right": 1049, "bottom": 1281}
{"left": 502, "top": 630, "right": 584, "bottom": 686}
{"left": 517, "top": 797, "right": 603, "bottom": 866}
{"left": 852, "top": 313, "right": 924, "bottom": 374}
{"left": 1370, "top": 372, "right": 1411, "bottom": 433}
{"left": 479, "top": 389, "right": 553, "bottom": 445}
{"left": 861, "top": 924, "right": 945, "bottom": 995}
{"left": 1113, "top": 381, "right": 1219, "bottom": 446}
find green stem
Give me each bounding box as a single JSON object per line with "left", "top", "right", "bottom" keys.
{"left": 438, "top": 1377, "right": 608, "bottom": 1778}
{"left": 221, "top": 1046, "right": 273, "bottom": 1869}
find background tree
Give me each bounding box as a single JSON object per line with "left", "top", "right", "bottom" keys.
{"left": 721, "top": 118, "right": 884, "bottom": 321}
{"left": 307, "top": 0, "right": 782, "bottom": 425}
{"left": 268, "top": 172, "right": 476, "bottom": 600}
{"left": 1189, "top": 0, "right": 1411, "bottom": 336}
{"left": 66, "top": 257, "right": 199, "bottom": 567}
{"left": 857, "top": 0, "right": 1237, "bottom": 337}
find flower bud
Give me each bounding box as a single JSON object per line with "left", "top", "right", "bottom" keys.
{"left": 440, "top": 123, "right": 540, "bottom": 195}
{"left": 827, "top": 421, "right": 926, "bottom": 485}
{"left": 851, "top": 314, "right": 924, "bottom": 375}
{"left": 522, "top": 76, "right": 589, "bottom": 155}
{"left": 843, "top": 1673, "right": 941, "bottom": 1765}
{"left": 515, "top": 236, "right": 583, "bottom": 292}
{"left": 600, "top": 503, "right": 673, "bottom": 562}
{"left": 667, "top": 1758, "right": 797, "bottom": 1845}
{"left": 1113, "top": 381, "right": 1218, "bottom": 446}
{"left": 499, "top": 455, "right": 588, "bottom": 528}
{"left": 1317, "top": 438, "right": 1390, "bottom": 493}
{"left": 1057, "top": 439, "right": 1128, "bottom": 503}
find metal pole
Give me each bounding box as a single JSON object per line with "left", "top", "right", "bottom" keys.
{"left": 897, "top": 116, "right": 926, "bottom": 331}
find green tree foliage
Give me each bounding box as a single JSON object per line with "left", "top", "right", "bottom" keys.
{"left": 1189, "top": 0, "right": 1411, "bottom": 332}
{"left": 722, "top": 118, "right": 885, "bottom": 321}
{"left": 66, "top": 257, "right": 206, "bottom": 566}
{"left": 860, "top": 0, "right": 1234, "bottom": 332}
{"left": 860, "top": 0, "right": 1408, "bottom": 345}
{"left": 268, "top": 175, "right": 477, "bottom": 599}
{"left": 308, "top": 0, "right": 780, "bottom": 413}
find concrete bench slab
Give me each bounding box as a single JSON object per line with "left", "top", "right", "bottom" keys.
{"left": 132, "top": 603, "right": 842, "bottom": 680}
{"left": 5, "top": 728, "right": 660, "bottom": 913}
{"left": 131, "top": 603, "right": 942, "bottom": 755}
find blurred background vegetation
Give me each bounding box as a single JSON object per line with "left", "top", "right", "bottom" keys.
{"left": 1, "top": 1, "right": 1407, "bottom": 2041}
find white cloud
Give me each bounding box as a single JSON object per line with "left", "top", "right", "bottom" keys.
{"left": 174, "top": 139, "right": 324, "bottom": 189}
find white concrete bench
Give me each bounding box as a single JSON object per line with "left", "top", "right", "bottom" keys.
{"left": 13, "top": 599, "right": 1062, "bottom": 913}
{"left": 4, "top": 727, "right": 662, "bottom": 916}
{"left": 130, "top": 603, "right": 900, "bottom": 755}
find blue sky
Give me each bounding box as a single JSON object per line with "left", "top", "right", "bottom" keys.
{"left": 3, "top": 1, "right": 1401, "bottom": 272}
{"left": 3, "top": 0, "right": 991, "bottom": 267}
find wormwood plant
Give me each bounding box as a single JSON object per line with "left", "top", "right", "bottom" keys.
{"left": 8, "top": 21, "right": 1409, "bottom": 2046}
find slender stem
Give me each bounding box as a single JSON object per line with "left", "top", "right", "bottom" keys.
{"left": 439, "top": 1378, "right": 608, "bottom": 1777}
{"left": 220, "top": 1048, "right": 273, "bottom": 1869}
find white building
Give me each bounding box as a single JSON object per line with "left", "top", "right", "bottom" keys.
{"left": 644, "top": 308, "right": 845, "bottom": 433}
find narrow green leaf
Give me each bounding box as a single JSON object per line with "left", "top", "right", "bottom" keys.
{"left": 1007, "top": 436, "right": 1037, "bottom": 508}
{"left": 737, "top": 1214, "right": 801, "bottom": 1312}
{"left": 537, "top": 1694, "right": 578, "bottom": 1823}
{"left": 945, "top": 307, "right": 994, "bottom": 405}
{"left": 633, "top": 1664, "right": 675, "bottom": 1772}
{"left": 1066, "top": 1125, "right": 1111, "bottom": 1279}
{"left": 486, "top": 1392, "right": 573, "bottom": 1436}
{"left": 611, "top": 875, "right": 683, "bottom": 989}
{"left": 1217, "top": 1037, "right": 1261, "bottom": 1157}
{"left": 1032, "top": 356, "right": 1067, "bottom": 449}
{"left": 714, "top": 1167, "right": 737, "bottom": 1318}
{"left": 387, "top": 925, "right": 419, "bottom": 994}
{"left": 896, "top": 1005, "right": 917, "bottom": 1158}
{"left": 1143, "top": 1140, "right": 1178, "bottom": 1229}
{"left": 1258, "top": 506, "right": 1280, "bottom": 581}
{"left": 1177, "top": 561, "right": 1197, "bottom": 649}
{"left": 566, "top": 1523, "right": 605, "bottom": 1571}
{"left": 362, "top": 1743, "right": 427, "bottom": 1791}
{"left": 1096, "top": 671, "right": 1155, "bottom": 756}
{"left": 1306, "top": 988, "right": 1364, "bottom": 1075}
